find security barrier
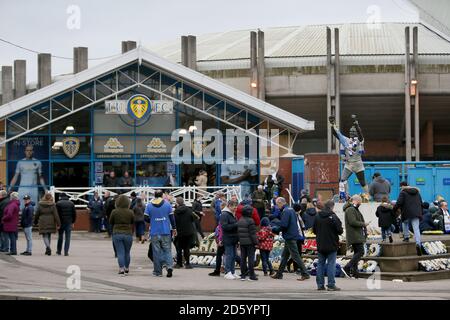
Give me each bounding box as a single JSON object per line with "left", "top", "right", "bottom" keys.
{"left": 50, "top": 185, "right": 242, "bottom": 208}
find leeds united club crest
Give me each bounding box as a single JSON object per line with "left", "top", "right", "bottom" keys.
{"left": 127, "top": 94, "right": 151, "bottom": 121}
{"left": 62, "top": 137, "right": 80, "bottom": 158}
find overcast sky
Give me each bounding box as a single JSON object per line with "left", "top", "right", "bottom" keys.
{"left": 0, "top": 0, "right": 418, "bottom": 83}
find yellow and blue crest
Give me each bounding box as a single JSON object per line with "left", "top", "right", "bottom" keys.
{"left": 62, "top": 137, "right": 80, "bottom": 159}
{"left": 127, "top": 94, "right": 151, "bottom": 120}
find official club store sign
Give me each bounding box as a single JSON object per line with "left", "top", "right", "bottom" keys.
{"left": 105, "top": 97, "right": 173, "bottom": 116}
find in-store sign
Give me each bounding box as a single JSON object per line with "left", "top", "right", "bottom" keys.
{"left": 416, "top": 177, "right": 426, "bottom": 185}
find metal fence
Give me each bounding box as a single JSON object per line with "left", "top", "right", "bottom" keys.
{"left": 49, "top": 185, "right": 242, "bottom": 208}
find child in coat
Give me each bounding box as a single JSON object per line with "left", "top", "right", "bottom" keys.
{"left": 257, "top": 217, "right": 275, "bottom": 276}
{"left": 375, "top": 196, "right": 395, "bottom": 243}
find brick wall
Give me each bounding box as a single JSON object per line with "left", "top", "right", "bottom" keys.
{"left": 304, "top": 153, "right": 339, "bottom": 199}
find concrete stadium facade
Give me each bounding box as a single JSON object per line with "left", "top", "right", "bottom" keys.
{"left": 150, "top": 22, "right": 450, "bottom": 161}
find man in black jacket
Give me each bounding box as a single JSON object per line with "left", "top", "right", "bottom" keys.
{"left": 20, "top": 195, "right": 34, "bottom": 256}
{"left": 192, "top": 196, "right": 205, "bottom": 239}
{"left": 104, "top": 171, "right": 117, "bottom": 188}
{"left": 393, "top": 181, "right": 423, "bottom": 256}
{"left": 56, "top": 193, "right": 77, "bottom": 256}
{"left": 0, "top": 190, "right": 10, "bottom": 252}
{"left": 237, "top": 205, "right": 258, "bottom": 281}
{"left": 174, "top": 197, "right": 196, "bottom": 269}
{"left": 129, "top": 192, "right": 137, "bottom": 210}
{"left": 103, "top": 191, "right": 115, "bottom": 238}
{"left": 313, "top": 200, "right": 343, "bottom": 291}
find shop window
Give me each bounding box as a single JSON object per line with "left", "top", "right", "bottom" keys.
{"left": 180, "top": 163, "right": 216, "bottom": 187}
{"left": 161, "top": 74, "right": 180, "bottom": 99}
{"left": 7, "top": 160, "right": 50, "bottom": 204}
{"left": 118, "top": 64, "right": 139, "bottom": 90}
{"left": 176, "top": 104, "right": 218, "bottom": 131}
{"left": 29, "top": 102, "right": 51, "bottom": 129}
{"left": 75, "top": 83, "right": 95, "bottom": 101}
{"left": 0, "top": 161, "right": 6, "bottom": 187}
{"left": 53, "top": 162, "right": 90, "bottom": 188}
{"left": 73, "top": 90, "right": 92, "bottom": 110}
{"left": 51, "top": 108, "right": 91, "bottom": 134}
{"left": 136, "top": 161, "right": 173, "bottom": 187}
{"left": 7, "top": 111, "right": 28, "bottom": 136}
{"left": 140, "top": 64, "right": 160, "bottom": 90}
{"left": 97, "top": 72, "right": 118, "bottom": 94}
{"left": 95, "top": 161, "right": 134, "bottom": 187}
{"left": 51, "top": 136, "right": 91, "bottom": 159}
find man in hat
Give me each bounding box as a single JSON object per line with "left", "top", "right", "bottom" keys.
{"left": 251, "top": 185, "right": 267, "bottom": 220}
{"left": 20, "top": 195, "right": 34, "bottom": 256}
{"left": 130, "top": 191, "right": 137, "bottom": 210}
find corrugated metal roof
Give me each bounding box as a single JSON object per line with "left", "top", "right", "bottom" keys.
{"left": 147, "top": 22, "right": 450, "bottom": 64}
{"left": 410, "top": 0, "right": 450, "bottom": 40}
{"left": 197, "top": 54, "right": 450, "bottom": 71}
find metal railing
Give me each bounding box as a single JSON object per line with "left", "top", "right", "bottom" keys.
{"left": 49, "top": 185, "right": 242, "bottom": 208}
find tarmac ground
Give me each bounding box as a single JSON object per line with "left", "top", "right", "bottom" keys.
{"left": 1, "top": 232, "right": 450, "bottom": 300}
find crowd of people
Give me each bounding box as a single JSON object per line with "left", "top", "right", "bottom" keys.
{"left": 0, "top": 177, "right": 448, "bottom": 292}
{"left": 0, "top": 190, "right": 76, "bottom": 257}
{"left": 207, "top": 191, "right": 342, "bottom": 289}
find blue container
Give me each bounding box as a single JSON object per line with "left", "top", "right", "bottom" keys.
{"left": 291, "top": 157, "right": 304, "bottom": 202}
{"left": 407, "top": 167, "right": 434, "bottom": 202}
{"left": 435, "top": 168, "right": 450, "bottom": 201}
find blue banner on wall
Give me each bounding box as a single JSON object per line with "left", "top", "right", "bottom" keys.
{"left": 8, "top": 136, "right": 49, "bottom": 161}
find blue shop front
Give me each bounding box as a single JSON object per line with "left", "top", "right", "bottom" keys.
{"left": 0, "top": 48, "right": 314, "bottom": 204}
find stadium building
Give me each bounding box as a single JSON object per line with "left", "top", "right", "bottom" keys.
{"left": 0, "top": 20, "right": 450, "bottom": 202}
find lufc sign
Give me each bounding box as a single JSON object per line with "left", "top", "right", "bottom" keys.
{"left": 105, "top": 98, "right": 173, "bottom": 115}
{"left": 62, "top": 137, "right": 80, "bottom": 158}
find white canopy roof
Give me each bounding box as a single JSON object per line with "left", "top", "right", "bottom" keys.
{"left": 0, "top": 46, "right": 314, "bottom": 133}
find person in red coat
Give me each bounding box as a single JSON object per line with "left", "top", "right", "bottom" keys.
{"left": 257, "top": 217, "right": 274, "bottom": 276}
{"left": 236, "top": 200, "right": 260, "bottom": 226}
{"left": 1, "top": 192, "right": 20, "bottom": 255}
